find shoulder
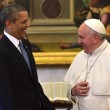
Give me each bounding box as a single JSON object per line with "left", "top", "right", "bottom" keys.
{"left": 70, "top": 50, "right": 88, "bottom": 69}
{"left": 74, "top": 50, "right": 87, "bottom": 60}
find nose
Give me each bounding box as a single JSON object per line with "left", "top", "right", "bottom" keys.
{"left": 78, "top": 38, "right": 81, "bottom": 45}
{"left": 26, "top": 20, "right": 30, "bottom": 28}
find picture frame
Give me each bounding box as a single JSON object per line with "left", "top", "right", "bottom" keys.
{"left": 30, "top": 0, "right": 74, "bottom": 26}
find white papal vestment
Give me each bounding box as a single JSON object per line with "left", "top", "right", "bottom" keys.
{"left": 64, "top": 40, "right": 110, "bottom": 110}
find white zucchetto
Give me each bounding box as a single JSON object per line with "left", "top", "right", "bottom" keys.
{"left": 84, "top": 19, "right": 106, "bottom": 35}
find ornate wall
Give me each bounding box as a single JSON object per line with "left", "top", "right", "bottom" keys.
{"left": 3, "top": 0, "right": 79, "bottom": 65}
{"left": 28, "top": 0, "right": 77, "bottom": 52}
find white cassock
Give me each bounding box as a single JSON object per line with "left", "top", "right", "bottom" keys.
{"left": 64, "top": 40, "right": 110, "bottom": 110}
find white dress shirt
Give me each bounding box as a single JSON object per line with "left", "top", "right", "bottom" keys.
{"left": 4, "top": 31, "right": 21, "bottom": 52}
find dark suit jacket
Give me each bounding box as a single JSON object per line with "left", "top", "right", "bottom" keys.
{"left": 0, "top": 35, "right": 54, "bottom": 110}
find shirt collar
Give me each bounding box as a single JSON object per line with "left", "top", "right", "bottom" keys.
{"left": 4, "top": 31, "right": 20, "bottom": 48}
{"left": 91, "top": 39, "right": 108, "bottom": 55}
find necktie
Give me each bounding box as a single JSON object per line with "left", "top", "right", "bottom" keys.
{"left": 19, "top": 41, "right": 32, "bottom": 73}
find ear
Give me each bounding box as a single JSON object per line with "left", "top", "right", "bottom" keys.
{"left": 93, "top": 35, "right": 100, "bottom": 44}
{"left": 5, "top": 20, "right": 12, "bottom": 29}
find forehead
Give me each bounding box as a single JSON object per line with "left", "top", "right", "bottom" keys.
{"left": 19, "top": 11, "right": 28, "bottom": 18}
{"left": 78, "top": 23, "right": 89, "bottom": 35}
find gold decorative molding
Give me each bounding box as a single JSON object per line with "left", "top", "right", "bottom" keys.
{"left": 33, "top": 52, "right": 79, "bottom": 65}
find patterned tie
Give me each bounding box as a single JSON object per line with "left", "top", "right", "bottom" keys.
{"left": 19, "top": 41, "right": 32, "bottom": 73}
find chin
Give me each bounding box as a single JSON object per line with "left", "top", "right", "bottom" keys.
{"left": 84, "top": 50, "right": 89, "bottom": 54}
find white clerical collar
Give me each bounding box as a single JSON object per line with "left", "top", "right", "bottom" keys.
{"left": 4, "top": 31, "right": 19, "bottom": 48}
{"left": 91, "top": 39, "right": 108, "bottom": 55}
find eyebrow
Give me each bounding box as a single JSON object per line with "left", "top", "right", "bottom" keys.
{"left": 22, "top": 19, "right": 28, "bottom": 23}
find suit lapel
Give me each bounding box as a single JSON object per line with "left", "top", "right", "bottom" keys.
{"left": 1, "top": 35, "right": 34, "bottom": 79}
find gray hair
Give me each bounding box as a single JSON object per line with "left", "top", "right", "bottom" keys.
{"left": 0, "top": 2, "right": 26, "bottom": 27}
{"left": 88, "top": 26, "right": 106, "bottom": 40}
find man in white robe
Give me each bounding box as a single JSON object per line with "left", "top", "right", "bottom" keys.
{"left": 64, "top": 19, "right": 110, "bottom": 110}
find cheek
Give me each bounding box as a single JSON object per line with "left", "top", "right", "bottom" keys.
{"left": 22, "top": 24, "right": 27, "bottom": 29}
{"left": 84, "top": 39, "right": 92, "bottom": 46}
{"left": 86, "top": 41, "right": 94, "bottom": 48}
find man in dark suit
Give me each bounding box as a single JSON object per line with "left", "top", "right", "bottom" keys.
{"left": 0, "top": 3, "right": 54, "bottom": 110}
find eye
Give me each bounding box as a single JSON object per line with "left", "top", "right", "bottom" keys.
{"left": 22, "top": 20, "right": 28, "bottom": 24}
{"left": 79, "top": 35, "right": 84, "bottom": 39}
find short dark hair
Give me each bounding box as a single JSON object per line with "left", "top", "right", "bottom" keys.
{"left": 0, "top": 2, "right": 26, "bottom": 27}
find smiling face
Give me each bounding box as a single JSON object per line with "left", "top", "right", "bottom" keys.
{"left": 5, "top": 11, "right": 30, "bottom": 40}
{"left": 78, "top": 23, "right": 100, "bottom": 54}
